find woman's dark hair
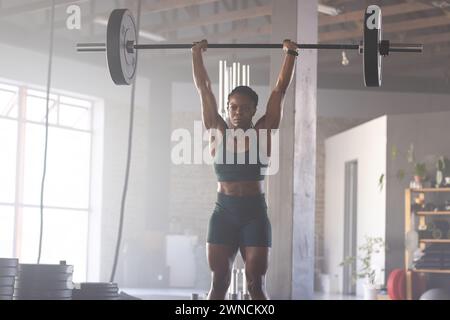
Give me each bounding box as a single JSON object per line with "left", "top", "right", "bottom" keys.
{"left": 227, "top": 85, "right": 258, "bottom": 108}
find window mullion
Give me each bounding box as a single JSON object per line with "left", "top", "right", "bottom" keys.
{"left": 13, "top": 87, "right": 27, "bottom": 258}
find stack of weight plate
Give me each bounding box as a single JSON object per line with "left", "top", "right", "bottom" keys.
{"left": 0, "top": 258, "right": 18, "bottom": 301}
{"left": 14, "top": 262, "right": 74, "bottom": 300}
{"left": 72, "top": 282, "right": 120, "bottom": 300}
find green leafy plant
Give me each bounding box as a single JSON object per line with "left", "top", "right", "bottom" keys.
{"left": 378, "top": 174, "right": 384, "bottom": 192}
{"left": 436, "top": 156, "right": 450, "bottom": 175}
{"left": 414, "top": 162, "right": 427, "bottom": 179}
{"left": 391, "top": 143, "right": 429, "bottom": 182}
{"left": 340, "top": 236, "right": 386, "bottom": 286}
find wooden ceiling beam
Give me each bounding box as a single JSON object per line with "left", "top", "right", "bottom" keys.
{"left": 320, "top": 14, "right": 450, "bottom": 42}
{"left": 319, "top": 2, "right": 432, "bottom": 27}
{"left": 140, "top": 0, "right": 220, "bottom": 14}
{"left": 0, "top": 0, "right": 88, "bottom": 18}
{"left": 150, "top": 4, "right": 271, "bottom": 34}
{"left": 177, "top": 23, "right": 271, "bottom": 43}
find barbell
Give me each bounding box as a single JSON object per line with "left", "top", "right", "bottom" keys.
{"left": 76, "top": 5, "right": 423, "bottom": 87}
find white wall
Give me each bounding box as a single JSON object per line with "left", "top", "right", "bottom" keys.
{"left": 324, "top": 116, "right": 387, "bottom": 296}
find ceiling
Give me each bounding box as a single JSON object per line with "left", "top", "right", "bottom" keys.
{"left": 0, "top": 0, "right": 449, "bottom": 92}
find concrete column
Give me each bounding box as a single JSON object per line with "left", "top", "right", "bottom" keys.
{"left": 266, "top": 0, "right": 297, "bottom": 300}
{"left": 266, "top": 0, "right": 317, "bottom": 299}
{"left": 293, "top": 0, "right": 318, "bottom": 299}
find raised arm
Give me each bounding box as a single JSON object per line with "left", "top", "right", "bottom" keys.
{"left": 256, "top": 40, "right": 298, "bottom": 130}
{"left": 191, "top": 40, "right": 223, "bottom": 130}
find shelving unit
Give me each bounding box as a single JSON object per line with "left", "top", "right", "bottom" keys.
{"left": 417, "top": 211, "right": 450, "bottom": 216}
{"left": 405, "top": 188, "right": 450, "bottom": 300}
{"left": 420, "top": 239, "right": 450, "bottom": 244}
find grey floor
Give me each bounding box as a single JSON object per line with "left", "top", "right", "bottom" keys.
{"left": 120, "top": 288, "right": 359, "bottom": 300}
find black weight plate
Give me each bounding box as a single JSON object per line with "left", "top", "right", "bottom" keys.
{"left": 14, "top": 296, "right": 72, "bottom": 301}
{"left": 0, "top": 259, "right": 18, "bottom": 268}
{"left": 15, "top": 279, "right": 73, "bottom": 290}
{"left": 14, "top": 289, "right": 73, "bottom": 299}
{"left": 79, "top": 290, "right": 119, "bottom": 296}
{"left": 0, "top": 277, "right": 15, "bottom": 286}
{"left": 106, "top": 9, "right": 137, "bottom": 85}
{"left": 363, "top": 5, "right": 382, "bottom": 87}
{"left": 18, "top": 263, "right": 74, "bottom": 274}
{"left": 73, "top": 291, "right": 119, "bottom": 297}
{"left": 79, "top": 285, "right": 118, "bottom": 290}
{"left": 74, "top": 288, "right": 118, "bottom": 294}
{"left": 77, "top": 290, "right": 119, "bottom": 296}
{"left": 80, "top": 282, "right": 118, "bottom": 288}
{"left": 73, "top": 295, "right": 120, "bottom": 300}
{"left": 16, "top": 272, "right": 73, "bottom": 281}
{"left": 0, "top": 267, "right": 18, "bottom": 277}
{"left": 0, "top": 287, "right": 14, "bottom": 295}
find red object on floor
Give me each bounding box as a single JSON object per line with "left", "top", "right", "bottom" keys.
{"left": 387, "top": 269, "right": 406, "bottom": 300}
{"left": 388, "top": 269, "right": 428, "bottom": 300}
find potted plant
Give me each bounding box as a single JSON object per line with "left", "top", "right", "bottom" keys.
{"left": 340, "top": 236, "right": 385, "bottom": 300}
{"left": 391, "top": 144, "right": 430, "bottom": 189}
{"left": 413, "top": 162, "right": 427, "bottom": 188}
{"left": 436, "top": 156, "right": 450, "bottom": 187}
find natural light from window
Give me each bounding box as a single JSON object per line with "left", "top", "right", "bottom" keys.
{"left": 0, "top": 82, "right": 93, "bottom": 282}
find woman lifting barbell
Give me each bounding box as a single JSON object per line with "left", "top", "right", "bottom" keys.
{"left": 191, "top": 39, "right": 297, "bottom": 300}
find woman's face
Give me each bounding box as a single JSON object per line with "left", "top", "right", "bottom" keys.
{"left": 227, "top": 93, "right": 256, "bottom": 129}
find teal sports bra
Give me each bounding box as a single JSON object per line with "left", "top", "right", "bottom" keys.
{"left": 213, "top": 128, "right": 268, "bottom": 182}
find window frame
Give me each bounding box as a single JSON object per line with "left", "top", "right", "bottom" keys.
{"left": 0, "top": 82, "right": 95, "bottom": 281}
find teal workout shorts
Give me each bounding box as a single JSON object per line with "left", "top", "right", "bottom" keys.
{"left": 207, "top": 192, "right": 272, "bottom": 248}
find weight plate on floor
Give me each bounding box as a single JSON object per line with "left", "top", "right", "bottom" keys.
{"left": 14, "top": 296, "right": 72, "bottom": 301}
{"left": 80, "top": 282, "right": 118, "bottom": 288}
{"left": 0, "top": 286, "right": 14, "bottom": 295}
{"left": 15, "top": 279, "right": 73, "bottom": 290}
{"left": 74, "top": 291, "right": 119, "bottom": 297}
{"left": 363, "top": 5, "right": 382, "bottom": 87}
{"left": 18, "top": 263, "right": 74, "bottom": 274}
{"left": 0, "top": 277, "right": 15, "bottom": 287}
{"left": 85, "top": 282, "right": 118, "bottom": 287}
{"left": 14, "top": 288, "right": 73, "bottom": 299}
{"left": 0, "top": 267, "right": 18, "bottom": 277}
{"left": 106, "top": 9, "right": 137, "bottom": 85}
{"left": 78, "top": 289, "right": 119, "bottom": 295}
{"left": 73, "top": 295, "right": 120, "bottom": 300}
{"left": 0, "top": 259, "right": 18, "bottom": 268}
{"left": 79, "top": 283, "right": 118, "bottom": 292}
{"left": 16, "top": 272, "right": 73, "bottom": 281}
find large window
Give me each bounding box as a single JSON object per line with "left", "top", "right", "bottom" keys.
{"left": 0, "top": 82, "right": 93, "bottom": 282}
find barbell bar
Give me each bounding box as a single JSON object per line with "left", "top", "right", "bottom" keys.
{"left": 77, "top": 42, "right": 423, "bottom": 52}
{"left": 76, "top": 5, "right": 423, "bottom": 86}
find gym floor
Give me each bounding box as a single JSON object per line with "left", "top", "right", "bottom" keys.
{"left": 0, "top": 0, "right": 450, "bottom": 301}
